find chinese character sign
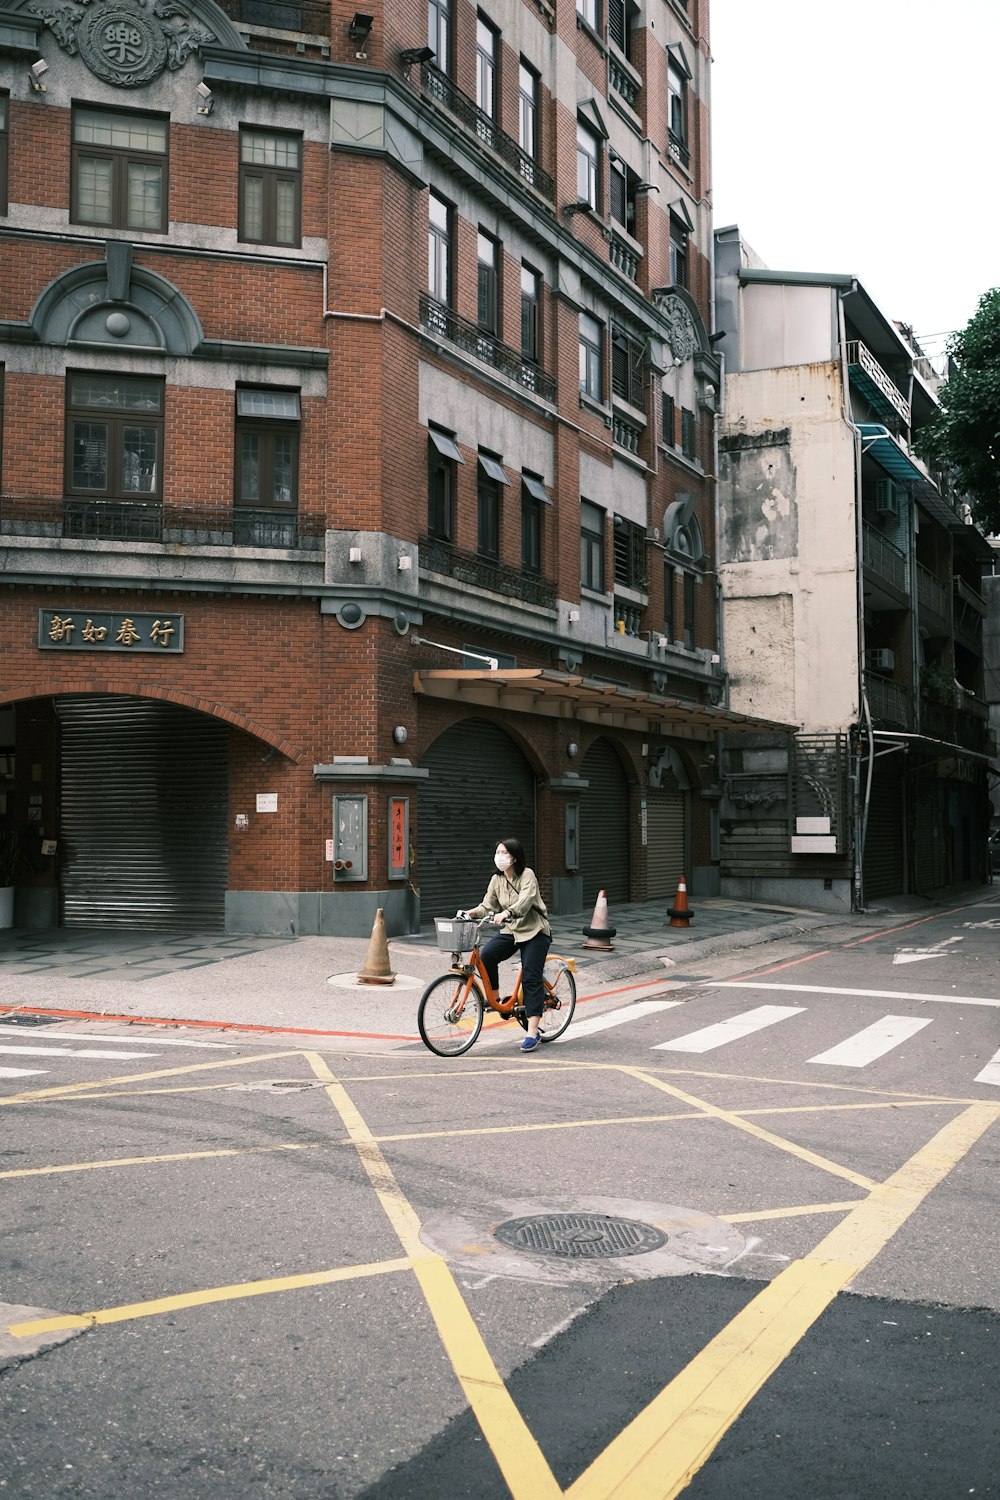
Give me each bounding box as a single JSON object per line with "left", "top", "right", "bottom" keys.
{"left": 389, "top": 796, "right": 409, "bottom": 880}
{"left": 38, "top": 611, "right": 184, "bottom": 652}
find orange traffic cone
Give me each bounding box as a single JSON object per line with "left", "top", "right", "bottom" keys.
{"left": 668, "top": 878, "right": 694, "bottom": 928}
{"left": 582, "top": 890, "right": 617, "bottom": 950}
{"left": 357, "top": 907, "right": 397, "bottom": 985}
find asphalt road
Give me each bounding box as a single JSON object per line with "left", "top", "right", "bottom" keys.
{"left": 1, "top": 897, "right": 998, "bottom": 1498}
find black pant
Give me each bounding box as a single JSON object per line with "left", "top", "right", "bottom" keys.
{"left": 480, "top": 929, "right": 552, "bottom": 1018}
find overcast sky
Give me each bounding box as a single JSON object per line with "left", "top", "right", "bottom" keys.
{"left": 709, "top": 0, "right": 1000, "bottom": 366}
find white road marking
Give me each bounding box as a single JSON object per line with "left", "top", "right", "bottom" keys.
{"left": 807, "top": 1015, "right": 931, "bottom": 1068}
{"left": 0, "top": 1045, "right": 158, "bottom": 1060}
{"left": 0, "top": 1067, "right": 46, "bottom": 1078}
{"left": 962, "top": 918, "right": 1000, "bottom": 930}
{"left": 712, "top": 982, "right": 1000, "bottom": 1009}
{"left": 973, "top": 1047, "right": 1000, "bottom": 1087}
{"left": 651, "top": 1004, "right": 805, "bottom": 1054}
{"left": 560, "top": 1000, "right": 681, "bottom": 1040}
{"left": 893, "top": 936, "right": 964, "bottom": 965}
{"left": 37, "top": 1032, "right": 235, "bottom": 1049}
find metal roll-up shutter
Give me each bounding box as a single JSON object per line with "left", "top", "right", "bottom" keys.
{"left": 647, "top": 793, "right": 686, "bottom": 899}
{"left": 57, "top": 696, "right": 229, "bottom": 928}
{"left": 580, "top": 738, "right": 630, "bottom": 908}
{"left": 862, "top": 767, "right": 904, "bottom": 900}
{"left": 911, "top": 779, "right": 943, "bottom": 894}
{"left": 417, "top": 719, "right": 536, "bottom": 921}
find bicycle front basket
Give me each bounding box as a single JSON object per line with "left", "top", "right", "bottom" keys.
{"left": 434, "top": 916, "right": 479, "bottom": 952}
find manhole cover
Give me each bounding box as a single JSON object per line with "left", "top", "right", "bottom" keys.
{"left": 0, "top": 1014, "right": 61, "bottom": 1028}
{"left": 493, "top": 1213, "right": 667, "bottom": 1260}
{"left": 232, "top": 1080, "right": 320, "bottom": 1093}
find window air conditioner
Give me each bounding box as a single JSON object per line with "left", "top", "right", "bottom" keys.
{"left": 875, "top": 478, "right": 899, "bottom": 517}
{"left": 866, "top": 648, "right": 895, "bottom": 673}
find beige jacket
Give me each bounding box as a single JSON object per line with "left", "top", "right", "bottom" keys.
{"left": 469, "top": 868, "right": 550, "bottom": 942}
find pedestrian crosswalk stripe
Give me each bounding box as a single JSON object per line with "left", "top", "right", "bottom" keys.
{"left": 559, "top": 1000, "right": 681, "bottom": 1041}
{"left": 807, "top": 1015, "right": 931, "bottom": 1068}
{"left": 713, "top": 980, "right": 1000, "bottom": 1009}
{"left": 0, "top": 1045, "right": 158, "bottom": 1061}
{"left": 651, "top": 1004, "right": 805, "bottom": 1054}
{"left": 973, "top": 1047, "right": 1000, "bottom": 1087}
{"left": 0, "top": 1067, "right": 46, "bottom": 1077}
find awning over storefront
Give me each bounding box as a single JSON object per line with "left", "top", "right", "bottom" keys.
{"left": 868, "top": 729, "right": 1000, "bottom": 779}
{"left": 413, "top": 668, "right": 796, "bottom": 739}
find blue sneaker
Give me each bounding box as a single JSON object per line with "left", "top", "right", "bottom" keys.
{"left": 520, "top": 1035, "right": 541, "bottom": 1052}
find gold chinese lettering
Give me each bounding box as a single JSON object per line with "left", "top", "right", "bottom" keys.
{"left": 116, "top": 617, "right": 141, "bottom": 646}
{"left": 48, "top": 615, "right": 75, "bottom": 642}
{"left": 150, "top": 619, "right": 174, "bottom": 648}
{"left": 82, "top": 618, "right": 109, "bottom": 642}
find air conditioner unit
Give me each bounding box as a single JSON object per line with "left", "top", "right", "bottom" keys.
{"left": 875, "top": 478, "right": 899, "bottom": 517}
{"left": 866, "top": 648, "right": 895, "bottom": 673}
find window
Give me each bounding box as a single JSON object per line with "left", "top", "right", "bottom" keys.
{"left": 579, "top": 313, "right": 603, "bottom": 401}
{"left": 576, "top": 0, "right": 598, "bottom": 30}
{"left": 0, "top": 94, "right": 7, "bottom": 215}
{"left": 428, "top": 426, "right": 462, "bottom": 541}
{"left": 683, "top": 570, "right": 695, "bottom": 648}
{"left": 429, "top": 0, "right": 451, "bottom": 74}
{"left": 576, "top": 120, "right": 599, "bottom": 208}
{"left": 611, "top": 326, "right": 643, "bottom": 408}
{"left": 681, "top": 406, "right": 697, "bottom": 459}
{"left": 235, "top": 387, "right": 300, "bottom": 510}
{"left": 477, "top": 231, "right": 499, "bottom": 336}
{"left": 668, "top": 62, "right": 689, "bottom": 164}
{"left": 521, "top": 474, "right": 549, "bottom": 575}
{"left": 477, "top": 452, "right": 508, "bottom": 559}
{"left": 66, "top": 373, "right": 163, "bottom": 500}
{"left": 663, "top": 562, "right": 675, "bottom": 640}
{"left": 239, "top": 129, "right": 301, "bottom": 246}
{"left": 669, "top": 216, "right": 688, "bottom": 288}
{"left": 428, "top": 191, "right": 452, "bottom": 306}
{"left": 613, "top": 514, "right": 645, "bottom": 589}
{"left": 518, "top": 61, "right": 538, "bottom": 161}
{"left": 581, "top": 499, "right": 605, "bottom": 592}
{"left": 476, "top": 15, "right": 498, "bottom": 119}
{"left": 71, "top": 108, "right": 167, "bottom": 232}
{"left": 609, "top": 157, "right": 638, "bottom": 236}
{"left": 608, "top": 0, "right": 637, "bottom": 58}
{"left": 662, "top": 391, "right": 676, "bottom": 448}
{"left": 520, "top": 263, "right": 540, "bottom": 363}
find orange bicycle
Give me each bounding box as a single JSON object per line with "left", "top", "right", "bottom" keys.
{"left": 417, "top": 915, "right": 577, "bottom": 1057}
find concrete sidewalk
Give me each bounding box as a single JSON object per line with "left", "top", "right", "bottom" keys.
{"left": 0, "top": 887, "right": 990, "bottom": 1040}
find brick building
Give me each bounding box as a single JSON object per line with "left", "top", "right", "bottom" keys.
{"left": 0, "top": 0, "right": 782, "bottom": 935}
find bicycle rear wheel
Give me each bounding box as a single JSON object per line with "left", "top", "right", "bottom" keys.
{"left": 538, "top": 964, "right": 576, "bottom": 1042}
{"left": 417, "top": 973, "right": 485, "bottom": 1057}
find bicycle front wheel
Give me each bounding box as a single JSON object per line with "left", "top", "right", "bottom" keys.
{"left": 538, "top": 964, "right": 576, "bottom": 1042}
{"left": 417, "top": 973, "right": 485, "bottom": 1057}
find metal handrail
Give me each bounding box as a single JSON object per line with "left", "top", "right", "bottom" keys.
{"left": 419, "top": 294, "right": 556, "bottom": 403}
{"left": 421, "top": 64, "right": 554, "bottom": 199}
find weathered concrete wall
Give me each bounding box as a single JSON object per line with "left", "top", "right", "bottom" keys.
{"left": 719, "top": 363, "right": 859, "bottom": 733}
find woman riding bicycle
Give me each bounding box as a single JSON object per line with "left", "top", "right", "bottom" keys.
{"left": 459, "top": 837, "right": 551, "bottom": 1053}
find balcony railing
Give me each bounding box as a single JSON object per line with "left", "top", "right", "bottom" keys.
{"left": 916, "top": 562, "right": 949, "bottom": 625}
{"left": 418, "top": 536, "right": 557, "bottom": 609}
{"left": 844, "top": 340, "right": 911, "bottom": 427}
{"left": 612, "top": 599, "right": 643, "bottom": 638}
{"left": 608, "top": 55, "right": 640, "bottom": 111}
{"left": 609, "top": 233, "right": 640, "bottom": 282}
{"left": 667, "top": 130, "right": 690, "bottom": 168}
{"left": 865, "top": 674, "right": 912, "bottom": 728}
{"left": 419, "top": 294, "right": 556, "bottom": 403}
{"left": 612, "top": 412, "right": 642, "bottom": 455}
{"left": 862, "top": 520, "right": 906, "bottom": 593}
{"left": 421, "top": 64, "right": 554, "bottom": 199}
{"left": 63, "top": 499, "right": 163, "bottom": 542}
{"left": 17, "top": 499, "right": 324, "bottom": 549}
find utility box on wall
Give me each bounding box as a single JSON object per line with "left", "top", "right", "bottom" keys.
{"left": 333, "top": 794, "right": 367, "bottom": 880}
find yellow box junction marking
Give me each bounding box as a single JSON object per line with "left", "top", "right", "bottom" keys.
{"left": 0, "top": 1049, "right": 305, "bottom": 1107}
{"left": 303, "top": 1050, "right": 563, "bottom": 1500}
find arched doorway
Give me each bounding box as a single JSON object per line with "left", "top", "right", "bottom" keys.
{"left": 56, "top": 695, "right": 229, "bottom": 928}
{"left": 580, "top": 738, "right": 630, "bottom": 907}
{"left": 417, "top": 718, "right": 536, "bottom": 920}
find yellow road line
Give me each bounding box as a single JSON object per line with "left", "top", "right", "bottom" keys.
{"left": 7, "top": 1257, "right": 412, "bottom": 1338}
{"left": 303, "top": 1050, "right": 562, "bottom": 1500}
{"left": 0, "top": 1141, "right": 328, "bottom": 1181}
{"left": 720, "top": 1201, "right": 863, "bottom": 1223}
{"left": 566, "top": 1101, "right": 1000, "bottom": 1500}
{"left": 0, "top": 1049, "right": 307, "bottom": 1107}
{"left": 620, "top": 1066, "right": 880, "bottom": 1191}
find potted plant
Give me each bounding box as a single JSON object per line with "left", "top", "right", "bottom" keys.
{"left": 0, "top": 829, "right": 21, "bottom": 929}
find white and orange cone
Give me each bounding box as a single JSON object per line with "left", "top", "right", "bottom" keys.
{"left": 582, "top": 889, "right": 617, "bottom": 950}
{"left": 668, "top": 878, "right": 694, "bottom": 928}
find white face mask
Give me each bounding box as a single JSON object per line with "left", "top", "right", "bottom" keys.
{"left": 495, "top": 852, "right": 512, "bottom": 872}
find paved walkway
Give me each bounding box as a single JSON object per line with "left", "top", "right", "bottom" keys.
{"left": 0, "top": 888, "right": 990, "bottom": 1039}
